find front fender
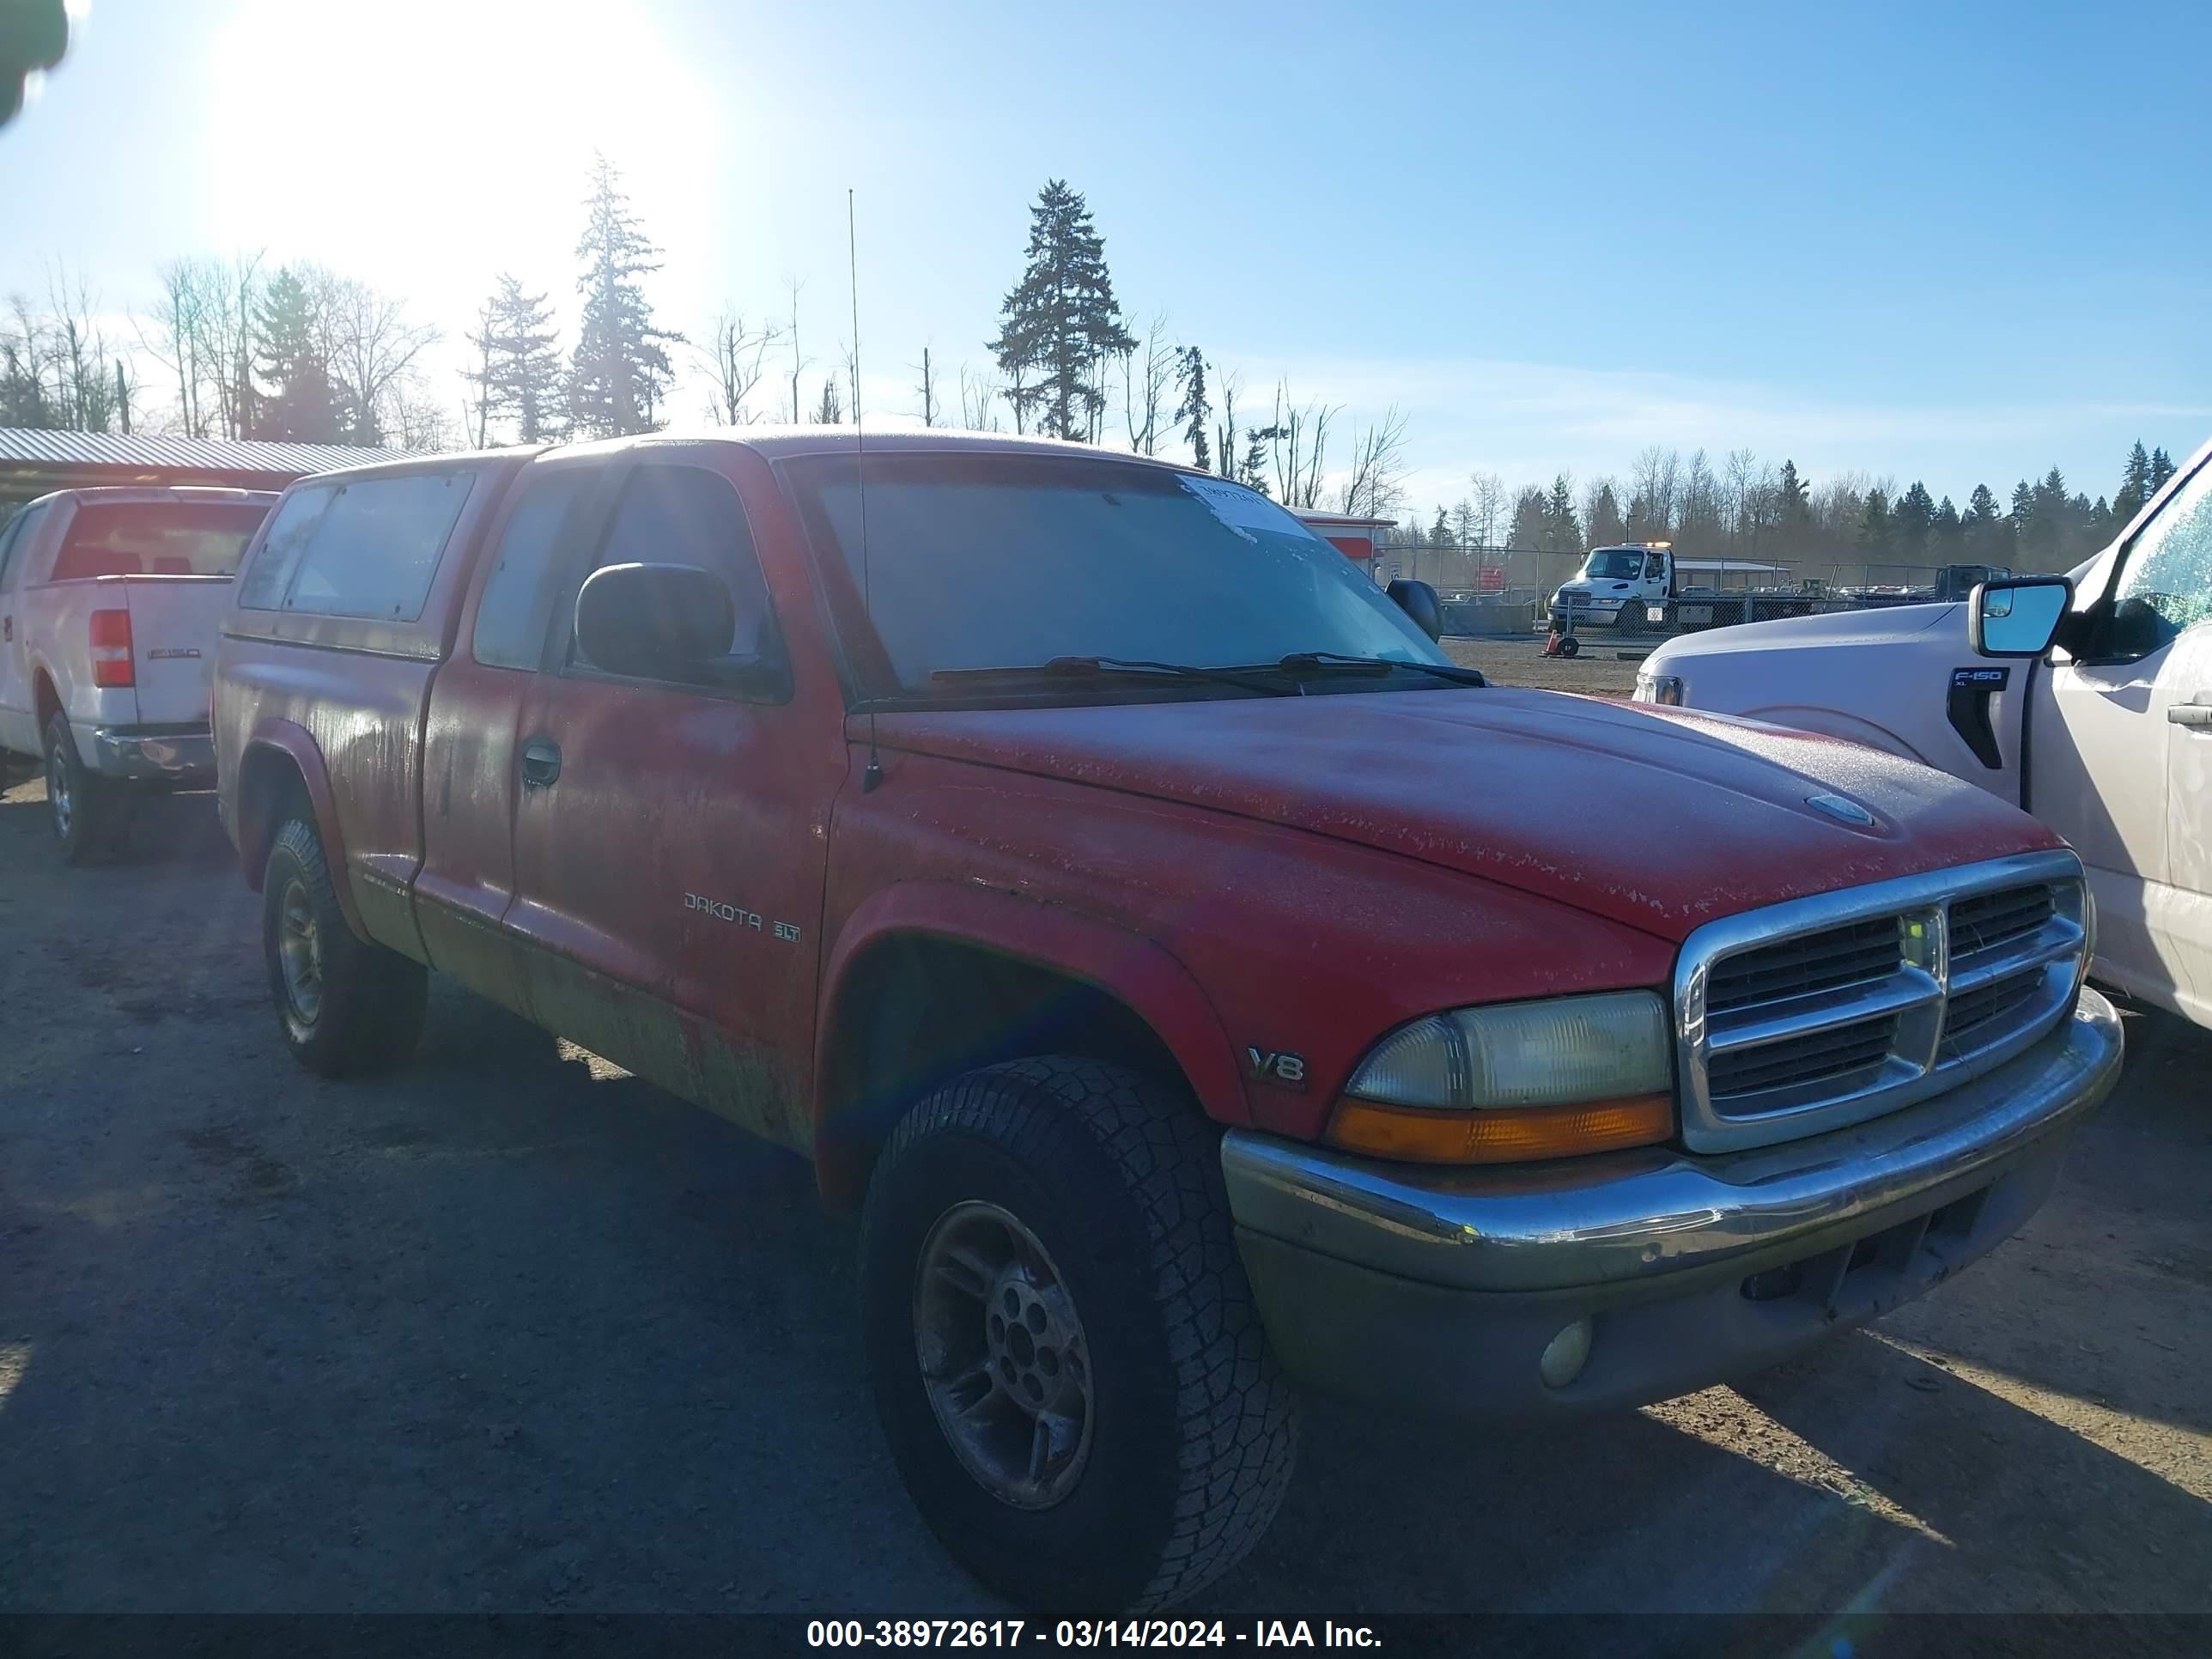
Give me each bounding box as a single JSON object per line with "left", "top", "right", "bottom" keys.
{"left": 812, "top": 878, "right": 1250, "bottom": 1141}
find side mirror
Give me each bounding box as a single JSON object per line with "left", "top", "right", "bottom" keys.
{"left": 574, "top": 562, "right": 736, "bottom": 678}
{"left": 1388, "top": 577, "right": 1443, "bottom": 642}
{"left": 1970, "top": 575, "right": 2071, "bottom": 659}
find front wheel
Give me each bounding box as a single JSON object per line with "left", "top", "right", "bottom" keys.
{"left": 262, "top": 816, "right": 428, "bottom": 1076}
{"left": 860, "top": 1058, "right": 1298, "bottom": 1613}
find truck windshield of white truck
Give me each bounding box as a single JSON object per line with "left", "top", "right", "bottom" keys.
{"left": 1583, "top": 550, "right": 1650, "bottom": 579}
{"left": 51, "top": 501, "right": 270, "bottom": 580}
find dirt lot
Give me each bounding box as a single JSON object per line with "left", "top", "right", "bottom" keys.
{"left": 1443, "top": 629, "right": 1646, "bottom": 696}
{"left": 1, "top": 763, "right": 2208, "bottom": 1624}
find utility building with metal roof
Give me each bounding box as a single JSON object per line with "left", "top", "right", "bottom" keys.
{"left": 0, "top": 428, "right": 417, "bottom": 510}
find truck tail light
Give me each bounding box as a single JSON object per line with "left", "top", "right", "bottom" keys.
{"left": 90, "top": 607, "right": 135, "bottom": 688}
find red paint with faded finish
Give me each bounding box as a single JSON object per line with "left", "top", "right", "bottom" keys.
{"left": 214, "top": 429, "right": 2068, "bottom": 1176}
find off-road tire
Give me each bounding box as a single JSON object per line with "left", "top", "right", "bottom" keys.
{"left": 262, "top": 816, "right": 428, "bottom": 1077}
{"left": 860, "top": 1057, "right": 1299, "bottom": 1613}
{"left": 45, "top": 713, "right": 131, "bottom": 864}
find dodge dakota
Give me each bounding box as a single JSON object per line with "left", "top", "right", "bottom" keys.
{"left": 211, "top": 432, "right": 2122, "bottom": 1611}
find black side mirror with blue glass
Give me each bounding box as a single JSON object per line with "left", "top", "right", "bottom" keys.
{"left": 1970, "top": 576, "right": 2071, "bottom": 659}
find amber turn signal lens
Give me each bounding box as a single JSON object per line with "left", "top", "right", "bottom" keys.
{"left": 1326, "top": 1094, "right": 1674, "bottom": 1164}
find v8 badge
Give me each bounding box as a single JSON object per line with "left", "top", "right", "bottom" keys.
{"left": 1245, "top": 1048, "right": 1307, "bottom": 1089}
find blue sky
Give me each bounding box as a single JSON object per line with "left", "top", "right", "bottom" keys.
{"left": 4, "top": 0, "right": 2208, "bottom": 515}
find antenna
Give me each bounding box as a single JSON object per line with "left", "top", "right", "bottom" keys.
{"left": 850, "top": 188, "right": 883, "bottom": 793}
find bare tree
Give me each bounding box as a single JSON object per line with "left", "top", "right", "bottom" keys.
{"left": 137, "top": 258, "right": 220, "bottom": 438}
{"left": 389, "top": 371, "right": 459, "bottom": 451}
{"left": 1628, "top": 444, "right": 1680, "bottom": 540}
{"left": 783, "top": 275, "right": 810, "bottom": 424}
{"left": 1468, "top": 471, "right": 1506, "bottom": 548}
{"left": 1212, "top": 368, "right": 1242, "bottom": 482}
{"left": 174, "top": 252, "right": 265, "bottom": 440}
{"left": 957, "top": 362, "right": 1003, "bottom": 431}
{"left": 913, "top": 343, "right": 940, "bottom": 427}
{"left": 1340, "top": 406, "right": 1411, "bottom": 520}
{"left": 1263, "top": 380, "right": 1338, "bottom": 507}
{"left": 696, "top": 307, "right": 777, "bottom": 426}
{"left": 1118, "top": 310, "right": 1174, "bottom": 456}
{"left": 315, "top": 273, "right": 437, "bottom": 446}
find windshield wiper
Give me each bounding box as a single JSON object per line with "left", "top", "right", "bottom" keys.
{"left": 932, "top": 656, "right": 1300, "bottom": 696}
{"left": 1275, "top": 652, "right": 1487, "bottom": 688}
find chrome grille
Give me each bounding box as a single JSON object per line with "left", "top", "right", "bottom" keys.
{"left": 1674, "top": 852, "right": 2088, "bottom": 1153}
{"left": 1707, "top": 916, "right": 1902, "bottom": 1013}
{"left": 1950, "top": 886, "right": 2054, "bottom": 955}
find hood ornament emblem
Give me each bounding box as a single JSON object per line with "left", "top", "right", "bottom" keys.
{"left": 1806, "top": 793, "right": 1875, "bottom": 827}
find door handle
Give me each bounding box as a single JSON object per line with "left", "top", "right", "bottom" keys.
{"left": 2168, "top": 703, "right": 2212, "bottom": 730}
{"left": 3, "top": 615, "right": 11, "bottom": 642}
{"left": 520, "top": 738, "right": 562, "bottom": 787}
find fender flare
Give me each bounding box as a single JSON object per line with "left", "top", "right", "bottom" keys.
{"left": 1738, "top": 705, "right": 1933, "bottom": 767}
{"left": 811, "top": 879, "right": 1250, "bottom": 1151}
{"left": 238, "top": 719, "right": 368, "bottom": 939}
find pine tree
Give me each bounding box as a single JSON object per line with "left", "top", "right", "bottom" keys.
{"left": 1775, "top": 459, "right": 1811, "bottom": 526}
{"left": 568, "top": 155, "right": 678, "bottom": 440}
{"left": 1964, "top": 483, "right": 2009, "bottom": 560}
{"left": 252, "top": 266, "right": 343, "bottom": 442}
{"left": 1931, "top": 495, "right": 1962, "bottom": 549}
{"left": 1856, "top": 488, "right": 1892, "bottom": 557}
{"left": 2114, "top": 441, "right": 2153, "bottom": 525}
{"left": 2149, "top": 447, "right": 2177, "bottom": 489}
{"left": 2087, "top": 495, "right": 2114, "bottom": 544}
{"left": 1892, "top": 481, "right": 1936, "bottom": 559}
{"left": 1430, "top": 505, "right": 1454, "bottom": 549}
{"left": 1509, "top": 486, "right": 1547, "bottom": 550}
{"left": 1240, "top": 430, "right": 1271, "bottom": 493}
{"left": 467, "top": 274, "right": 562, "bottom": 446}
{"left": 2021, "top": 468, "right": 2069, "bottom": 566}
{"left": 1172, "top": 347, "right": 1211, "bottom": 473}
{"left": 811, "top": 376, "right": 843, "bottom": 424}
{"left": 1543, "top": 474, "right": 1581, "bottom": 552}
{"left": 1586, "top": 482, "right": 1625, "bottom": 548}
{"left": 988, "top": 180, "right": 1136, "bottom": 440}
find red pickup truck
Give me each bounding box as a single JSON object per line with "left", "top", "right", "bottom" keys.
{"left": 213, "top": 433, "right": 2122, "bottom": 1612}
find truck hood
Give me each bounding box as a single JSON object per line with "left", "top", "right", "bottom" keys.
{"left": 866, "top": 688, "right": 2059, "bottom": 943}
{"left": 1648, "top": 600, "right": 1962, "bottom": 661}
{"left": 1553, "top": 578, "right": 1633, "bottom": 598}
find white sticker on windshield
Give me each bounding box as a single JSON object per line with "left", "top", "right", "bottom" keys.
{"left": 1179, "top": 475, "right": 1281, "bottom": 544}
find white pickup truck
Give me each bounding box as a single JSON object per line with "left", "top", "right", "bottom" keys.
{"left": 1636, "top": 437, "right": 2212, "bottom": 1028}
{"left": 0, "top": 486, "right": 276, "bottom": 860}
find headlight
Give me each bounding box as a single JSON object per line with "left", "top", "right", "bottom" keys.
{"left": 1330, "top": 991, "right": 1675, "bottom": 1164}
{"left": 1634, "top": 672, "right": 1684, "bottom": 706}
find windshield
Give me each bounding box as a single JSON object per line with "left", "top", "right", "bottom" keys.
{"left": 52, "top": 501, "right": 272, "bottom": 580}
{"left": 1582, "top": 550, "right": 1647, "bottom": 580}
{"left": 785, "top": 453, "right": 1448, "bottom": 695}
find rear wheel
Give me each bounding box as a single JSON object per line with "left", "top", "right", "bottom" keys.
{"left": 860, "top": 1058, "right": 1298, "bottom": 1613}
{"left": 262, "top": 815, "right": 428, "bottom": 1076}
{"left": 44, "top": 714, "right": 130, "bottom": 864}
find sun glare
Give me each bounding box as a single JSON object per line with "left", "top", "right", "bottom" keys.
{"left": 208, "top": 0, "right": 720, "bottom": 301}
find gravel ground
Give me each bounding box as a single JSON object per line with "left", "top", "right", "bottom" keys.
{"left": 1443, "top": 630, "right": 1647, "bottom": 696}
{"left": 1, "top": 773, "right": 2207, "bottom": 1624}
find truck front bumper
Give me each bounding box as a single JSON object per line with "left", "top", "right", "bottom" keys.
{"left": 87, "top": 724, "right": 216, "bottom": 783}
{"left": 1221, "top": 987, "right": 2123, "bottom": 1418}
